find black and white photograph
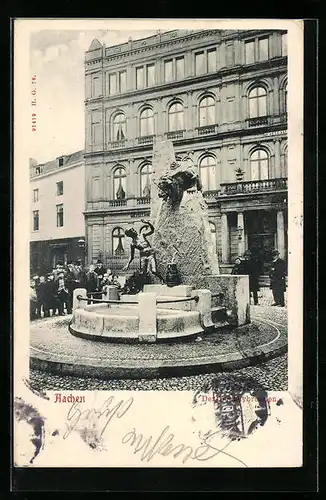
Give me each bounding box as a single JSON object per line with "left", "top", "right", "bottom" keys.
{"left": 13, "top": 19, "right": 304, "bottom": 469}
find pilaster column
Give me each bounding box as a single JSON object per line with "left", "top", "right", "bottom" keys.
{"left": 100, "top": 220, "right": 105, "bottom": 260}
{"left": 237, "top": 212, "right": 246, "bottom": 256}
{"left": 128, "top": 158, "right": 136, "bottom": 197}
{"left": 273, "top": 76, "right": 280, "bottom": 116}
{"left": 187, "top": 51, "right": 194, "bottom": 77}
{"left": 277, "top": 210, "right": 285, "bottom": 259}
{"left": 220, "top": 84, "right": 227, "bottom": 124}
{"left": 220, "top": 42, "right": 226, "bottom": 68}
{"left": 274, "top": 139, "right": 281, "bottom": 177}
{"left": 221, "top": 212, "right": 230, "bottom": 263}
{"left": 186, "top": 91, "right": 192, "bottom": 133}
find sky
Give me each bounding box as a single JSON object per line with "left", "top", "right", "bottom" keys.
{"left": 30, "top": 29, "right": 158, "bottom": 163}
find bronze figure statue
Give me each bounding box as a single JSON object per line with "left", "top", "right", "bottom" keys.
{"left": 123, "top": 219, "right": 164, "bottom": 283}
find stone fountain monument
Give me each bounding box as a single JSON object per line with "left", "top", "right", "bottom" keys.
{"left": 69, "top": 139, "right": 250, "bottom": 343}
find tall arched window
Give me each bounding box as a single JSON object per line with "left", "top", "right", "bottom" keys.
{"left": 250, "top": 149, "right": 269, "bottom": 180}
{"left": 113, "top": 167, "right": 126, "bottom": 200}
{"left": 283, "top": 81, "right": 288, "bottom": 113}
{"left": 199, "top": 96, "right": 215, "bottom": 127}
{"left": 199, "top": 156, "right": 216, "bottom": 191}
{"left": 112, "top": 113, "right": 126, "bottom": 141}
{"left": 140, "top": 163, "right": 152, "bottom": 197}
{"left": 248, "top": 86, "right": 267, "bottom": 118}
{"left": 168, "top": 102, "right": 184, "bottom": 132}
{"left": 112, "top": 227, "right": 125, "bottom": 255}
{"left": 281, "top": 144, "right": 288, "bottom": 177}
{"left": 140, "top": 108, "right": 154, "bottom": 136}
{"left": 209, "top": 221, "right": 217, "bottom": 252}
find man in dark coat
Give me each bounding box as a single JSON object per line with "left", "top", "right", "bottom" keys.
{"left": 36, "top": 276, "right": 49, "bottom": 317}
{"left": 85, "top": 264, "right": 99, "bottom": 304}
{"left": 244, "top": 250, "right": 261, "bottom": 306}
{"left": 65, "top": 263, "right": 79, "bottom": 314}
{"left": 269, "top": 250, "right": 287, "bottom": 307}
{"left": 54, "top": 272, "right": 69, "bottom": 315}
{"left": 41, "top": 274, "right": 54, "bottom": 317}
{"left": 75, "top": 260, "right": 87, "bottom": 288}
{"left": 94, "top": 260, "right": 106, "bottom": 299}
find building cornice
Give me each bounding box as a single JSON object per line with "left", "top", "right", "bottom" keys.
{"left": 85, "top": 29, "right": 284, "bottom": 65}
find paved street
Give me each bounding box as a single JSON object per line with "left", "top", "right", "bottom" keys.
{"left": 29, "top": 288, "right": 288, "bottom": 392}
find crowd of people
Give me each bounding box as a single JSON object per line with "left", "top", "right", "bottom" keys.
{"left": 30, "top": 260, "right": 122, "bottom": 320}
{"left": 231, "top": 249, "right": 286, "bottom": 307}
{"left": 30, "top": 250, "right": 287, "bottom": 320}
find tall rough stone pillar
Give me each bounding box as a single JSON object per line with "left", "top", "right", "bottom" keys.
{"left": 277, "top": 210, "right": 285, "bottom": 259}
{"left": 151, "top": 139, "right": 220, "bottom": 284}
{"left": 150, "top": 139, "right": 176, "bottom": 225}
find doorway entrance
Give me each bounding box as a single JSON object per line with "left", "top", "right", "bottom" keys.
{"left": 246, "top": 210, "right": 276, "bottom": 274}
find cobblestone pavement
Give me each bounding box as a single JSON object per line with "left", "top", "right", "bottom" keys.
{"left": 29, "top": 300, "right": 288, "bottom": 392}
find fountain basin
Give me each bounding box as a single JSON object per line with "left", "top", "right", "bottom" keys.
{"left": 70, "top": 303, "right": 204, "bottom": 342}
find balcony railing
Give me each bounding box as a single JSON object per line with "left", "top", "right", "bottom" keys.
{"left": 203, "top": 190, "right": 220, "bottom": 200}
{"left": 136, "top": 196, "right": 151, "bottom": 205}
{"left": 196, "top": 125, "right": 217, "bottom": 136}
{"left": 108, "top": 199, "right": 127, "bottom": 207}
{"left": 248, "top": 116, "right": 269, "bottom": 127}
{"left": 108, "top": 140, "right": 126, "bottom": 149}
{"left": 220, "top": 178, "right": 288, "bottom": 195}
{"left": 137, "top": 135, "right": 154, "bottom": 145}
{"left": 166, "top": 130, "right": 184, "bottom": 140}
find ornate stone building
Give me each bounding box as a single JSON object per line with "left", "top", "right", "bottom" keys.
{"left": 84, "top": 28, "right": 288, "bottom": 274}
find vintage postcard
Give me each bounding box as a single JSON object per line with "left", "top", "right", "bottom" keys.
{"left": 13, "top": 18, "right": 303, "bottom": 472}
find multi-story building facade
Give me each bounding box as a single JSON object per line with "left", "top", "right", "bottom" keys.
{"left": 30, "top": 151, "right": 85, "bottom": 275}
{"left": 84, "top": 29, "right": 288, "bottom": 275}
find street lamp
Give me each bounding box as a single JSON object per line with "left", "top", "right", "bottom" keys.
{"left": 78, "top": 238, "right": 85, "bottom": 267}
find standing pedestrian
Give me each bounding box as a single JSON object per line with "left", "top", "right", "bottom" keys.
{"left": 94, "top": 260, "right": 107, "bottom": 297}
{"left": 54, "top": 271, "right": 69, "bottom": 315}
{"left": 30, "top": 279, "right": 38, "bottom": 320}
{"left": 101, "top": 273, "right": 110, "bottom": 297}
{"left": 244, "top": 250, "right": 261, "bottom": 306}
{"left": 42, "top": 274, "right": 54, "bottom": 317}
{"left": 269, "top": 250, "right": 286, "bottom": 307}
{"left": 66, "top": 263, "right": 79, "bottom": 314}
{"left": 36, "top": 276, "right": 47, "bottom": 318}
{"left": 75, "top": 260, "right": 87, "bottom": 288}
{"left": 85, "top": 264, "right": 99, "bottom": 304}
